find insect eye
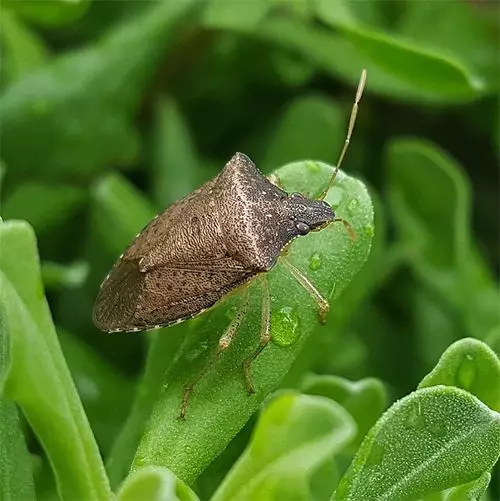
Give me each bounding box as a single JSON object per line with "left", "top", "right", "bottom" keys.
{"left": 290, "top": 192, "right": 304, "bottom": 200}
{"left": 296, "top": 221, "right": 310, "bottom": 235}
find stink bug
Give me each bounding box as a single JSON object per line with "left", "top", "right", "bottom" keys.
{"left": 93, "top": 70, "right": 367, "bottom": 418}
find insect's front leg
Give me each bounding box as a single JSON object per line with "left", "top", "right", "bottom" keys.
{"left": 281, "top": 257, "right": 329, "bottom": 325}
{"left": 180, "top": 286, "right": 250, "bottom": 419}
{"left": 243, "top": 274, "right": 271, "bottom": 394}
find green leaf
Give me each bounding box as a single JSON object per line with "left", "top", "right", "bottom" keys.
{"left": 1, "top": 301, "right": 35, "bottom": 501}
{"left": 2, "top": 182, "right": 86, "bottom": 235}
{"left": 211, "top": 393, "right": 356, "bottom": 501}
{"left": 1, "top": 11, "right": 49, "bottom": 85}
{"left": 117, "top": 466, "right": 199, "bottom": 501}
{"left": 202, "top": 0, "right": 271, "bottom": 29}
{"left": 106, "top": 329, "right": 186, "bottom": 489}
{"left": 41, "top": 261, "right": 89, "bottom": 290}
{"left": 1, "top": 0, "right": 200, "bottom": 181}
{"left": 0, "top": 400, "right": 36, "bottom": 501}
{"left": 246, "top": 17, "right": 481, "bottom": 104}
{"left": 152, "top": 97, "right": 201, "bottom": 208}
{"left": 0, "top": 220, "right": 112, "bottom": 501}
{"left": 335, "top": 386, "right": 500, "bottom": 501}
{"left": 301, "top": 375, "right": 387, "bottom": 448}
{"left": 6, "top": 0, "right": 90, "bottom": 27}
{"left": 57, "top": 329, "right": 134, "bottom": 456}
{"left": 91, "top": 172, "right": 155, "bottom": 257}
{"left": 418, "top": 338, "right": 500, "bottom": 412}
{"left": 397, "top": 1, "right": 499, "bottom": 89}
{"left": 261, "top": 95, "right": 343, "bottom": 174}
{"left": 314, "top": 0, "right": 485, "bottom": 101}
{"left": 418, "top": 471, "right": 491, "bottom": 501}
{"left": 132, "top": 162, "right": 373, "bottom": 484}
{"left": 386, "top": 138, "right": 500, "bottom": 340}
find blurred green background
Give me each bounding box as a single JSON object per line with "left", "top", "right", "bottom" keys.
{"left": 1, "top": 0, "right": 499, "bottom": 499}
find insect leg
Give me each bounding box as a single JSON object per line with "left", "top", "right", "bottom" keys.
{"left": 180, "top": 287, "right": 250, "bottom": 419}
{"left": 243, "top": 274, "right": 271, "bottom": 394}
{"left": 281, "top": 257, "right": 329, "bottom": 325}
{"left": 333, "top": 217, "right": 356, "bottom": 241}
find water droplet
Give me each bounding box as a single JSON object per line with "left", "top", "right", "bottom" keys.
{"left": 184, "top": 445, "right": 193, "bottom": 455}
{"left": 365, "top": 441, "right": 385, "bottom": 467}
{"left": 426, "top": 418, "right": 447, "bottom": 439}
{"left": 309, "top": 253, "right": 322, "bottom": 271}
{"left": 272, "top": 307, "right": 300, "bottom": 347}
{"left": 364, "top": 224, "right": 374, "bottom": 237}
{"left": 306, "top": 161, "right": 320, "bottom": 173}
{"left": 405, "top": 402, "right": 425, "bottom": 430}
{"left": 347, "top": 199, "right": 359, "bottom": 215}
{"left": 457, "top": 353, "right": 476, "bottom": 390}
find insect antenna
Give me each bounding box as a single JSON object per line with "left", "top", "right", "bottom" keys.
{"left": 318, "top": 69, "right": 367, "bottom": 201}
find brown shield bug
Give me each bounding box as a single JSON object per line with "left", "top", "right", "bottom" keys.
{"left": 93, "top": 70, "right": 367, "bottom": 418}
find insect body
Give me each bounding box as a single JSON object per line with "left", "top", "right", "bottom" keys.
{"left": 93, "top": 70, "right": 367, "bottom": 418}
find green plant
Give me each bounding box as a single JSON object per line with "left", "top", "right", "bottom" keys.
{"left": 1, "top": 0, "right": 498, "bottom": 500}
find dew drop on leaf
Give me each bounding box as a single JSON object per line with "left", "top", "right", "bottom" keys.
{"left": 456, "top": 353, "right": 476, "bottom": 390}
{"left": 306, "top": 160, "right": 320, "bottom": 173}
{"left": 347, "top": 198, "right": 359, "bottom": 215}
{"left": 425, "top": 416, "right": 448, "bottom": 439}
{"left": 272, "top": 306, "right": 301, "bottom": 347}
{"left": 363, "top": 224, "right": 374, "bottom": 237}
{"left": 309, "top": 253, "right": 322, "bottom": 271}
{"left": 404, "top": 401, "right": 426, "bottom": 430}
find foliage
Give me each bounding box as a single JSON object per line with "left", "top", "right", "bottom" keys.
{"left": 0, "top": 1, "right": 498, "bottom": 500}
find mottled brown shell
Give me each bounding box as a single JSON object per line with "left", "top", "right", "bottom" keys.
{"left": 93, "top": 153, "right": 335, "bottom": 332}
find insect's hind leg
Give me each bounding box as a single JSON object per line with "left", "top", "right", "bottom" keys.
{"left": 180, "top": 286, "right": 250, "bottom": 419}
{"left": 281, "top": 257, "right": 329, "bottom": 325}
{"left": 243, "top": 274, "right": 271, "bottom": 394}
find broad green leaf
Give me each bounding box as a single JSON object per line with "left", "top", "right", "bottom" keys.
{"left": 2, "top": 182, "right": 86, "bottom": 235}
{"left": 335, "top": 386, "right": 500, "bottom": 501}
{"left": 1, "top": 11, "right": 49, "bottom": 84}
{"left": 152, "top": 98, "right": 201, "bottom": 208}
{"left": 246, "top": 17, "right": 481, "bottom": 104}
{"left": 211, "top": 393, "right": 356, "bottom": 501}
{"left": 0, "top": 400, "right": 36, "bottom": 501}
{"left": 117, "top": 466, "right": 199, "bottom": 501}
{"left": 57, "top": 329, "right": 134, "bottom": 456}
{"left": 418, "top": 471, "right": 491, "bottom": 501}
{"left": 386, "top": 138, "right": 500, "bottom": 340}
{"left": 106, "top": 329, "right": 186, "bottom": 489}
{"left": 419, "top": 338, "right": 500, "bottom": 412}
{"left": 133, "top": 162, "right": 373, "bottom": 484}
{"left": 41, "top": 261, "right": 89, "bottom": 290}
{"left": 302, "top": 374, "right": 387, "bottom": 448}
{"left": 261, "top": 95, "right": 343, "bottom": 174}
{"left": 91, "top": 173, "right": 155, "bottom": 257}
{"left": 0, "top": 301, "right": 35, "bottom": 501}
{"left": 1, "top": 0, "right": 200, "bottom": 181}
{"left": 0, "top": 220, "right": 112, "bottom": 501}
{"left": 314, "top": 0, "right": 484, "bottom": 100}
{"left": 397, "top": 1, "right": 499, "bottom": 89}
